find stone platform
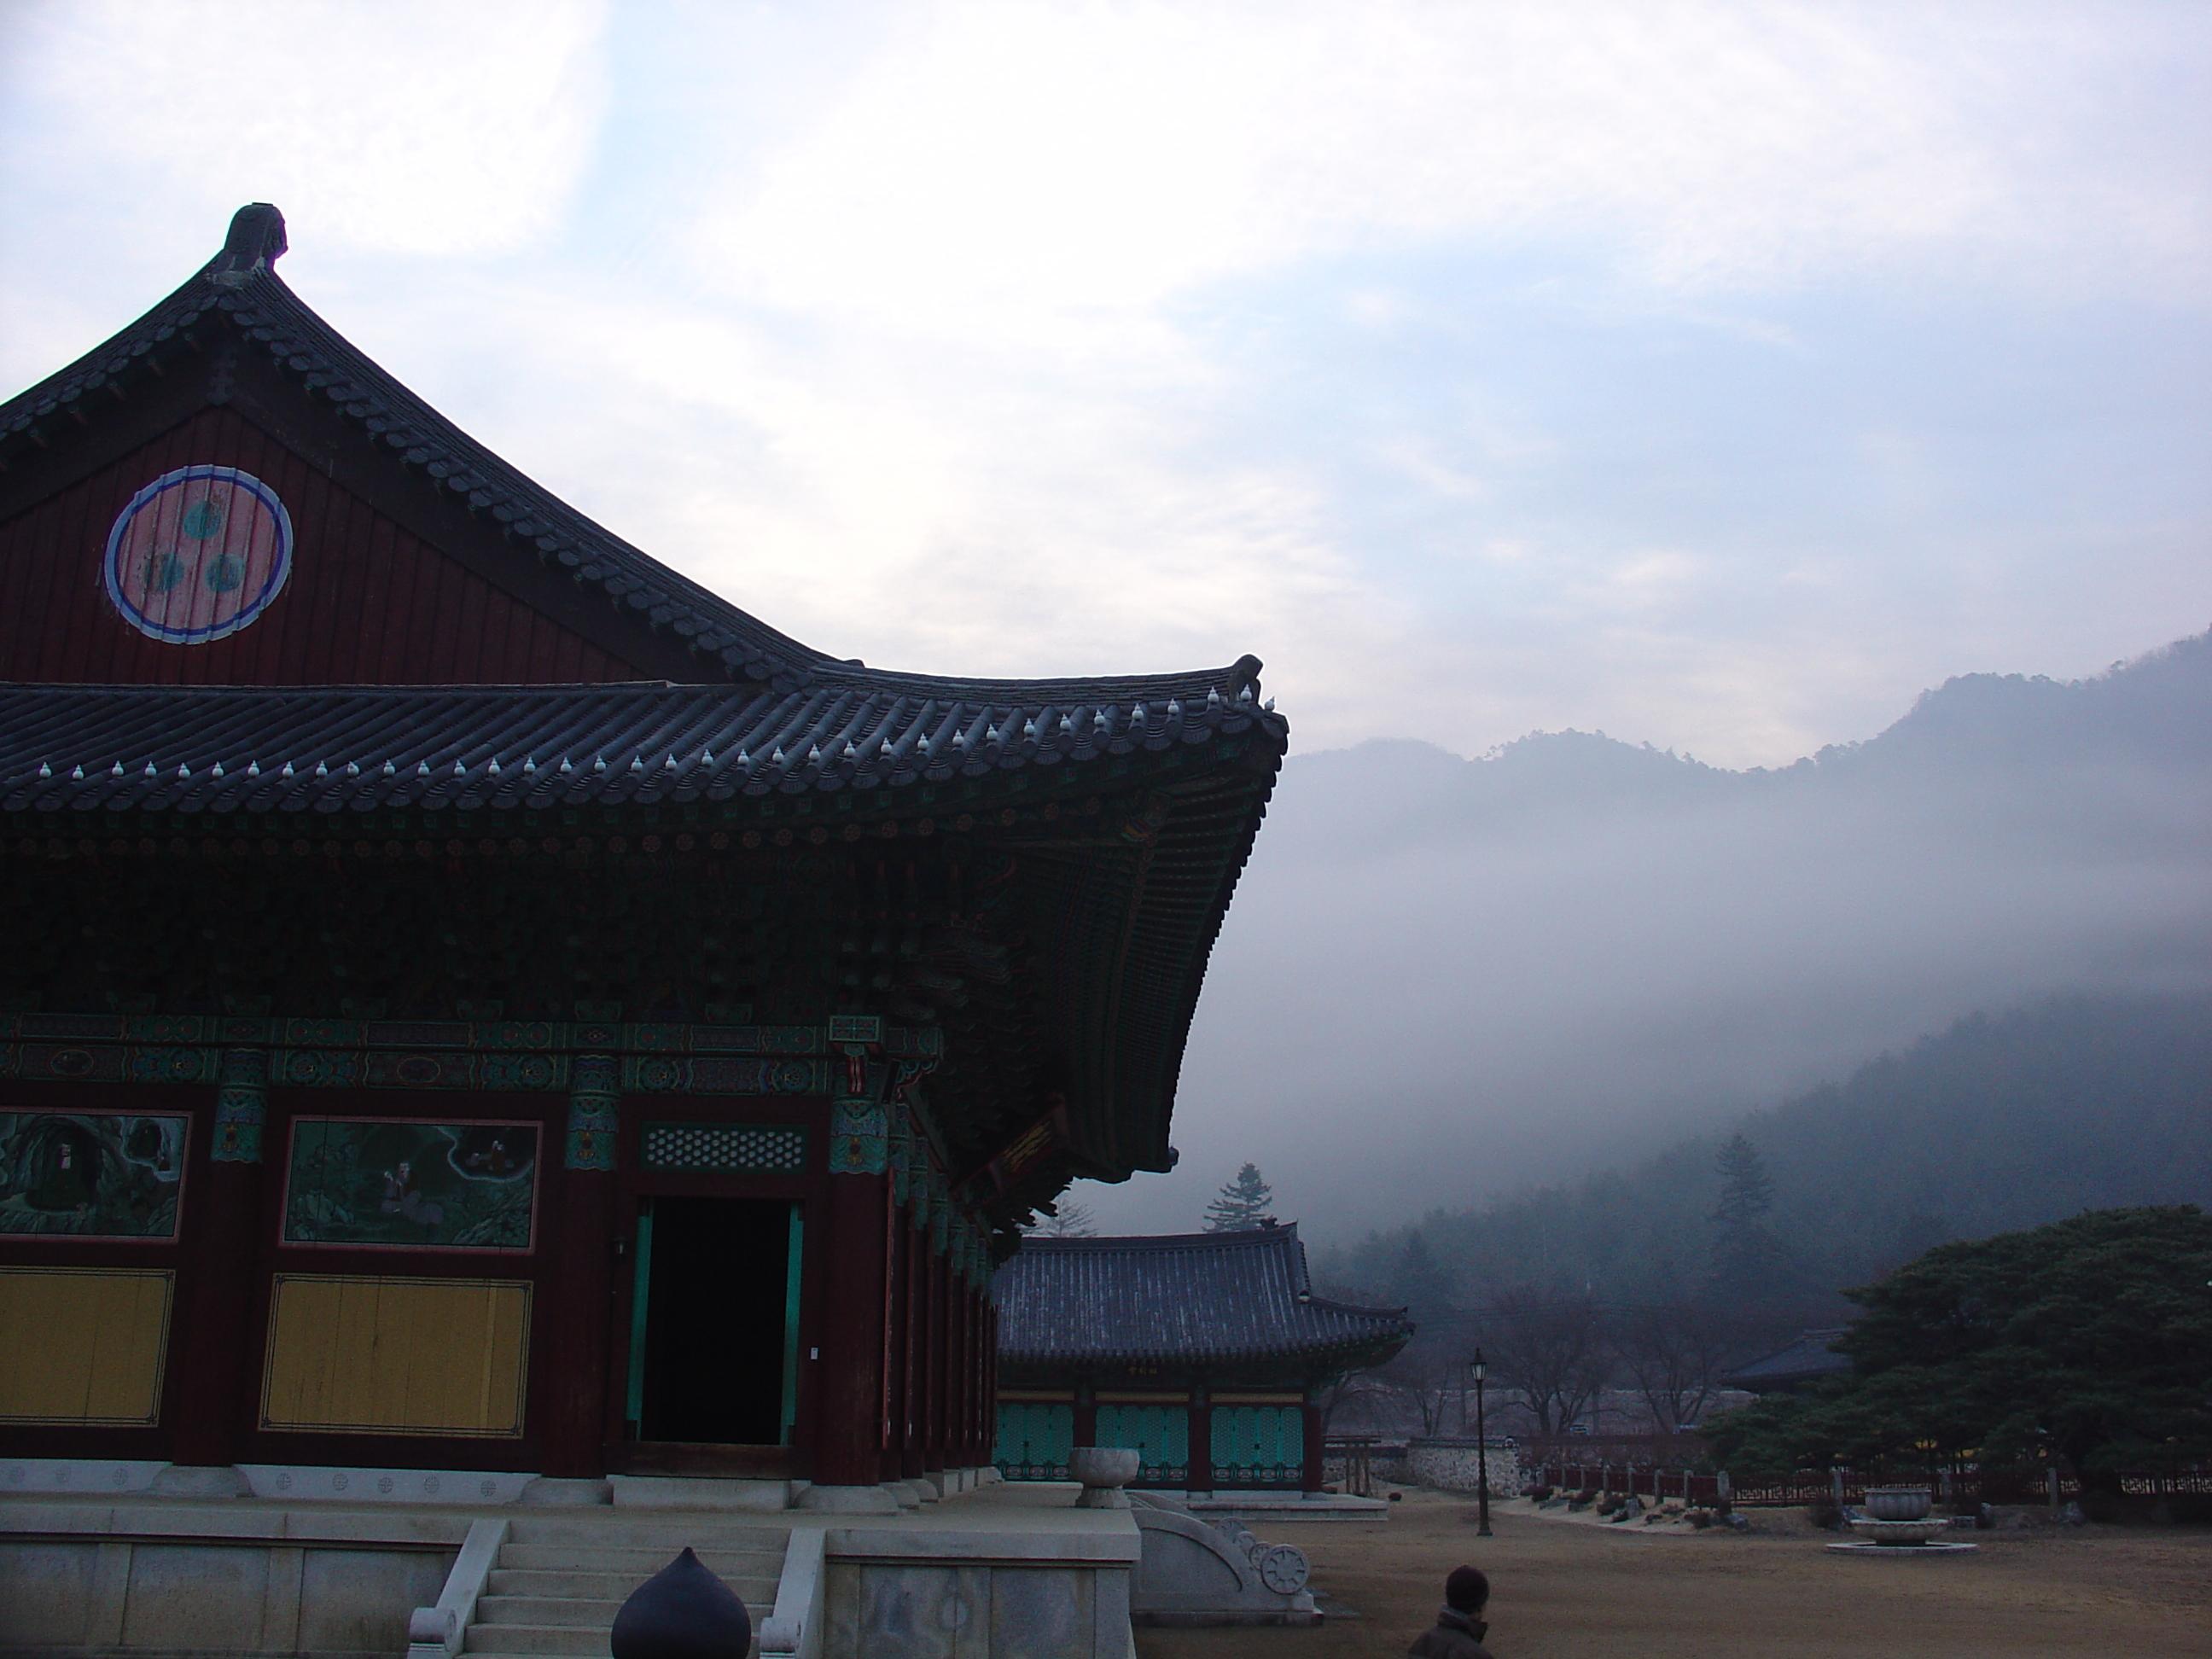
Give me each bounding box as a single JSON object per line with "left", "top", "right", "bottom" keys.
{"left": 1185, "top": 1492, "right": 1390, "bottom": 1524}
{"left": 0, "top": 1465, "right": 1141, "bottom": 1659}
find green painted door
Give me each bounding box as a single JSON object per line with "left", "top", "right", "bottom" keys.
{"left": 1095, "top": 1403, "right": 1190, "bottom": 1486}
{"left": 1210, "top": 1404, "right": 1303, "bottom": 1487}
{"left": 993, "top": 1401, "right": 1074, "bottom": 1480}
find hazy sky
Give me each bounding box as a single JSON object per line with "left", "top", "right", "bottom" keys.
{"left": 5, "top": 1, "right": 2209, "bottom": 771}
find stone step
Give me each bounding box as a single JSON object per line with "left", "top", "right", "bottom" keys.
{"left": 488, "top": 1567, "right": 778, "bottom": 1604}
{"left": 465, "top": 1632, "right": 761, "bottom": 1659}
{"left": 476, "top": 1596, "right": 626, "bottom": 1628}
{"left": 504, "top": 1516, "right": 791, "bottom": 1549}
{"left": 497, "top": 1542, "right": 784, "bottom": 1575}
{"left": 463, "top": 1626, "right": 611, "bottom": 1656}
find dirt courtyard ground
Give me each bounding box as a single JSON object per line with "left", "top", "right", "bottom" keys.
{"left": 1135, "top": 1491, "right": 2212, "bottom": 1658}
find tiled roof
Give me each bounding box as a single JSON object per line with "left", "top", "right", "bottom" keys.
{"left": 995, "top": 1225, "right": 1412, "bottom": 1372}
{"left": 0, "top": 206, "right": 1291, "bottom": 1206}
{"left": 0, "top": 673, "right": 1278, "bottom": 815}
{"left": 1723, "top": 1328, "right": 1852, "bottom": 1392}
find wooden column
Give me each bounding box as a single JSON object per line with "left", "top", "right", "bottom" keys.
{"left": 816, "top": 1070, "right": 899, "bottom": 1495}
{"left": 987, "top": 1301, "right": 1001, "bottom": 1462}
{"left": 1074, "top": 1380, "right": 1097, "bottom": 1451}
{"left": 922, "top": 1231, "right": 946, "bottom": 1476}
{"left": 899, "top": 1202, "right": 927, "bottom": 1481}
{"left": 549, "top": 1055, "right": 619, "bottom": 1476}
{"left": 169, "top": 1050, "right": 270, "bottom": 1469}
{"left": 969, "top": 1274, "right": 986, "bottom": 1466}
{"left": 1302, "top": 1398, "right": 1328, "bottom": 1493}
{"left": 883, "top": 1201, "right": 911, "bottom": 1483}
{"left": 1185, "top": 1383, "right": 1213, "bottom": 1499}
{"left": 948, "top": 1270, "right": 971, "bottom": 1467}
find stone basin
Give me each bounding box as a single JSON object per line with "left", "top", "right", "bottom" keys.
{"left": 1069, "top": 1447, "right": 1140, "bottom": 1508}
{"left": 1863, "top": 1486, "right": 1933, "bottom": 1522}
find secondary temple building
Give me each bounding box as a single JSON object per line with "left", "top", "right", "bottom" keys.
{"left": 992, "top": 1225, "right": 1411, "bottom": 1497}
{"left": 0, "top": 205, "right": 1286, "bottom": 1512}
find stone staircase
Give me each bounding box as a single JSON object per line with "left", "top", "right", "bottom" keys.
{"left": 462, "top": 1514, "right": 789, "bottom": 1656}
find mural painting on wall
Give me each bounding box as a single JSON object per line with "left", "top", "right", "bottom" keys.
{"left": 283, "top": 1118, "right": 539, "bottom": 1252}
{"left": 0, "top": 1112, "right": 188, "bottom": 1238}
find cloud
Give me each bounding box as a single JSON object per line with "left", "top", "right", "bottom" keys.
{"left": 694, "top": 0, "right": 2212, "bottom": 329}
{"left": 2, "top": 0, "right": 608, "bottom": 263}
{"left": 3, "top": 0, "right": 2206, "bottom": 775}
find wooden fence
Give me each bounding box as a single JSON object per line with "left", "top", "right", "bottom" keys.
{"left": 1534, "top": 1463, "right": 1724, "bottom": 1505}
{"left": 1536, "top": 1460, "right": 2212, "bottom": 1508}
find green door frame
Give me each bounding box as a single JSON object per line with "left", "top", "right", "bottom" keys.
{"left": 626, "top": 1196, "right": 806, "bottom": 1447}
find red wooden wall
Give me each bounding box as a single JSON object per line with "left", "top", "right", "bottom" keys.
{"left": 0, "top": 406, "right": 648, "bottom": 687}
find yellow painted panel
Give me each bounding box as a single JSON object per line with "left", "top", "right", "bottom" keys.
{"left": 0, "top": 1267, "right": 172, "bottom": 1426}
{"left": 260, "top": 1274, "right": 530, "bottom": 1437}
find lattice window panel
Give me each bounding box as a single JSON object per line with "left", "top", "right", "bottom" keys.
{"left": 641, "top": 1123, "right": 806, "bottom": 1173}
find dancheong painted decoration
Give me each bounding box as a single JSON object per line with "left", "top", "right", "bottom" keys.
{"left": 102, "top": 463, "right": 293, "bottom": 643}
{"left": 0, "top": 1112, "right": 188, "bottom": 1239}
{"left": 283, "top": 1118, "right": 540, "bottom": 1252}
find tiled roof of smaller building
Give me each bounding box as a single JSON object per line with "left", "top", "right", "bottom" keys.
{"left": 995, "top": 1224, "right": 1412, "bottom": 1373}
{"left": 1724, "top": 1327, "right": 1852, "bottom": 1392}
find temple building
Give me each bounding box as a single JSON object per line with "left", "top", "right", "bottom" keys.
{"left": 992, "top": 1225, "right": 1411, "bottom": 1497}
{"left": 0, "top": 205, "right": 1286, "bottom": 1512}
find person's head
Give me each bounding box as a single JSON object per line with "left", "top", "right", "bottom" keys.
{"left": 1445, "top": 1565, "right": 1489, "bottom": 1614}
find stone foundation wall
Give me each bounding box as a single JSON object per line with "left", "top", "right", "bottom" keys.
{"left": 1404, "top": 1439, "right": 1524, "bottom": 1499}
{"left": 0, "top": 1536, "right": 453, "bottom": 1656}
{"left": 824, "top": 1518, "right": 1140, "bottom": 1658}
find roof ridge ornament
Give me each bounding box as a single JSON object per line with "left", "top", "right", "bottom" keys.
{"left": 208, "top": 203, "right": 288, "bottom": 288}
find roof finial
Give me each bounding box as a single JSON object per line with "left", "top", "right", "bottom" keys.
{"left": 209, "top": 203, "right": 288, "bottom": 287}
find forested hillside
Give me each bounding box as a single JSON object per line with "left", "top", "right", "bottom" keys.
{"left": 1316, "top": 993, "right": 2212, "bottom": 1321}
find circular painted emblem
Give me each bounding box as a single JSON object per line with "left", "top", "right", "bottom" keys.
{"left": 103, "top": 464, "right": 293, "bottom": 643}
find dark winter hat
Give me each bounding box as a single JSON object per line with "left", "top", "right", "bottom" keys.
{"left": 1446, "top": 1564, "right": 1490, "bottom": 1612}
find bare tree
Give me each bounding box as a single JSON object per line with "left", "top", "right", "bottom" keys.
{"left": 1478, "top": 1286, "right": 1609, "bottom": 1436}
{"left": 1610, "top": 1299, "right": 1737, "bottom": 1432}
{"left": 1369, "top": 1345, "right": 1462, "bottom": 1436}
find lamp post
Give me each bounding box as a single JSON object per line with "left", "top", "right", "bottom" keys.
{"left": 1470, "top": 1349, "right": 1492, "bottom": 1538}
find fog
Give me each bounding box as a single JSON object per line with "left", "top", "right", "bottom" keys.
{"left": 1079, "top": 633, "right": 2212, "bottom": 1238}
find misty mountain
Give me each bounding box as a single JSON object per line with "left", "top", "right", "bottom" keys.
{"left": 1318, "top": 992, "right": 2212, "bottom": 1314}
{"left": 1089, "top": 630, "right": 2212, "bottom": 1237}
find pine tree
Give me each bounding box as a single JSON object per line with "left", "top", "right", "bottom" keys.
{"left": 1203, "top": 1162, "right": 1275, "bottom": 1231}
{"left": 1708, "top": 1132, "right": 1783, "bottom": 1301}
{"left": 1711, "top": 1132, "right": 1775, "bottom": 1231}
{"left": 1022, "top": 1200, "right": 1098, "bottom": 1239}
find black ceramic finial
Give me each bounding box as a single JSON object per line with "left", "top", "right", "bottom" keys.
{"left": 610, "top": 1547, "right": 751, "bottom": 1659}
{"left": 210, "top": 204, "right": 287, "bottom": 282}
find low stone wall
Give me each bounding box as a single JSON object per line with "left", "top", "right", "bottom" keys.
{"left": 1403, "top": 1439, "right": 1524, "bottom": 1499}
{"left": 824, "top": 1519, "right": 1138, "bottom": 1657}
{"left": 0, "top": 1531, "right": 456, "bottom": 1656}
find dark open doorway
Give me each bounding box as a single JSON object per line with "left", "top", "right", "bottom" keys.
{"left": 626, "top": 1196, "right": 800, "bottom": 1446}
